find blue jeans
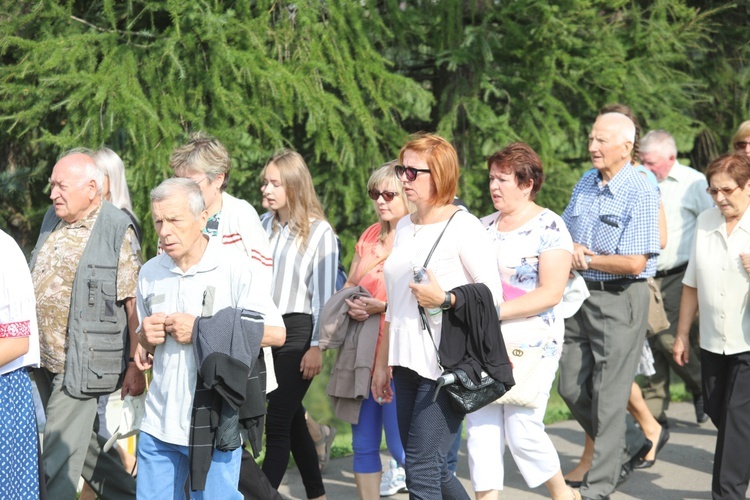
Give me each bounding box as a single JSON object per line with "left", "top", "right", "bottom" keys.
{"left": 352, "top": 379, "right": 405, "bottom": 473}
{"left": 136, "top": 432, "right": 242, "bottom": 500}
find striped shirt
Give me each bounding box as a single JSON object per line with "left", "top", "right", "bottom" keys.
{"left": 261, "top": 215, "right": 338, "bottom": 345}
{"left": 562, "top": 164, "right": 660, "bottom": 281}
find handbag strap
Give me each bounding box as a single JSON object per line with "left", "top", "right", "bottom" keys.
{"left": 417, "top": 209, "right": 461, "bottom": 365}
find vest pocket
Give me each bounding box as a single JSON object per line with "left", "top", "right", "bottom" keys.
{"left": 82, "top": 330, "right": 124, "bottom": 393}
{"left": 100, "top": 282, "right": 118, "bottom": 323}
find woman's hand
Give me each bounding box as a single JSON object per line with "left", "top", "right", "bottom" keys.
{"left": 673, "top": 332, "right": 690, "bottom": 367}
{"left": 371, "top": 365, "right": 393, "bottom": 405}
{"left": 345, "top": 296, "right": 386, "bottom": 321}
{"left": 300, "top": 346, "right": 323, "bottom": 380}
{"left": 409, "top": 268, "right": 446, "bottom": 309}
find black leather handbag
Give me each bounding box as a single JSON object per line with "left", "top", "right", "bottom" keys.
{"left": 417, "top": 211, "right": 507, "bottom": 415}
{"left": 432, "top": 367, "right": 507, "bottom": 414}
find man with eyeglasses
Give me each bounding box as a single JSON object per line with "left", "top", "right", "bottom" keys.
{"left": 637, "top": 130, "right": 714, "bottom": 428}
{"left": 558, "top": 112, "right": 661, "bottom": 500}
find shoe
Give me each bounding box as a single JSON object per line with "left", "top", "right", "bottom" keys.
{"left": 617, "top": 438, "right": 652, "bottom": 487}
{"left": 315, "top": 424, "right": 337, "bottom": 472}
{"left": 565, "top": 479, "right": 582, "bottom": 488}
{"left": 694, "top": 395, "right": 709, "bottom": 424}
{"left": 380, "top": 459, "right": 407, "bottom": 497}
{"left": 634, "top": 425, "right": 670, "bottom": 469}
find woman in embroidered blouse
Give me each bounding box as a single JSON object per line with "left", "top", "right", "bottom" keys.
{"left": 470, "top": 142, "right": 576, "bottom": 500}
{"left": 341, "top": 163, "right": 412, "bottom": 498}
{"left": 0, "top": 230, "right": 41, "bottom": 498}
{"left": 260, "top": 149, "right": 338, "bottom": 500}
{"left": 674, "top": 152, "right": 750, "bottom": 499}
{"left": 371, "top": 133, "right": 503, "bottom": 499}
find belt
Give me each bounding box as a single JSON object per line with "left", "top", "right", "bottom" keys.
{"left": 654, "top": 263, "right": 688, "bottom": 279}
{"left": 584, "top": 278, "right": 646, "bottom": 292}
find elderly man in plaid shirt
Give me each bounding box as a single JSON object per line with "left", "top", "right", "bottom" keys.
{"left": 558, "top": 112, "right": 661, "bottom": 500}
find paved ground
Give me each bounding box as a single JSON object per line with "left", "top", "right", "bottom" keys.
{"left": 278, "top": 401, "right": 717, "bottom": 499}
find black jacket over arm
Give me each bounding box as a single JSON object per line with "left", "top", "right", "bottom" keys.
{"left": 439, "top": 283, "right": 515, "bottom": 387}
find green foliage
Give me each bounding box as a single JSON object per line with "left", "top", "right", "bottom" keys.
{"left": 0, "top": 0, "right": 748, "bottom": 261}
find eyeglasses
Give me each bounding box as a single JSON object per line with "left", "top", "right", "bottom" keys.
{"left": 395, "top": 165, "right": 430, "bottom": 182}
{"left": 368, "top": 189, "right": 398, "bottom": 202}
{"left": 735, "top": 141, "right": 750, "bottom": 150}
{"left": 706, "top": 185, "right": 741, "bottom": 197}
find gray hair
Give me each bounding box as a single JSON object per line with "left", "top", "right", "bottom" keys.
{"left": 92, "top": 147, "right": 134, "bottom": 212}
{"left": 60, "top": 148, "right": 105, "bottom": 195}
{"left": 640, "top": 130, "right": 678, "bottom": 158}
{"left": 150, "top": 178, "right": 206, "bottom": 217}
{"left": 169, "top": 131, "right": 231, "bottom": 190}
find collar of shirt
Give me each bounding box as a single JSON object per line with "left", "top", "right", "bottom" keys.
{"left": 60, "top": 203, "right": 101, "bottom": 231}
{"left": 706, "top": 205, "right": 750, "bottom": 237}
{"left": 664, "top": 161, "right": 691, "bottom": 184}
{"left": 159, "top": 235, "right": 221, "bottom": 276}
{"left": 598, "top": 162, "right": 635, "bottom": 195}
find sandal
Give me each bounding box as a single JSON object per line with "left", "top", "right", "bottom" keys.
{"left": 315, "top": 424, "right": 337, "bottom": 472}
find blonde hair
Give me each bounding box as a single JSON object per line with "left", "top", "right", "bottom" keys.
{"left": 367, "top": 161, "right": 415, "bottom": 242}
{"left": 732, "top": 120, "right": 750, "bottom": 152}
{"left": 398, "top": 133, "right": 459, "bottom": 206}
{"left": 169, "top": 131, "right": 231, "bottom": 190}
{"left": 92, "top": 147, "right": 135, "bottom": 213}
{"left": 262, "top": 149, "right": 327, "bottom": 248}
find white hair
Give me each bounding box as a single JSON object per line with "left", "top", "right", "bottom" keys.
{"left": 92, "top": 147, "right": 134, "bottom": 212}
{"left": 600, "top": 112, "right": 636, "bottom": 145}
{"left": 640, "top": 130, "right": 678, "bottom": 158}
{"left": 60, "top": 148, "right": 105, "bottom": 195}
{"left": 150, "top": 178, "right": 206, "bottom": 217}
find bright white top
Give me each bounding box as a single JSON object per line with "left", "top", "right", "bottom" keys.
{"left": 384, "top": 210, "right": 503, "bottom": 380}
{"left": 137, "top": 236, "right": 284, "bottom": 446}
{"left": 0, "top": 230, "right": 40, "bottom": 375}
{"left": 479, "top": 209, "right": 573, "bottom": 345}
{"left": 657, "top": 161, "right": 714, "bottom": 271}
{"left": 683, "top": 206, "right": 750, "bottom": 355}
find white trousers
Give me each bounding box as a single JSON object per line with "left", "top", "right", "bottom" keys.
{"left": 466, "top": 355, "right": 561, "bottom": 492}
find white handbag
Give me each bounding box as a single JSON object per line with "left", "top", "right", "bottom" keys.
{"left": 494, "top": 339, "right": 554, "bottom": 408}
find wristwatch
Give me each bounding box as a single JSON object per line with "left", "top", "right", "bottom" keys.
{"left": 440, "top": 291, "right": 453, "bottom": 310}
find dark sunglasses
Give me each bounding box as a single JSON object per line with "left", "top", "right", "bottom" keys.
{"left": 735, "top": 141, "right": 750, "bottom": 150}
{"left": 706, "top": 185, "right": 740, "bottom": 197}
{"left": 395, "top": 165, "right": 430, "bottom": 182}
{"left": 368, "top": 189, "right": 398, "bottom": 202}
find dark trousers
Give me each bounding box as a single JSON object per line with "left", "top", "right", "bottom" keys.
{"left": 702, "top": 349, "right": 750, "bottom": 500}
{"left": 238, "top": 448, "right": 283, "bottom": 500}
{"left": 262, "top": 313, "right": 325, "bottom": 499}
{"left": 392, "top": 366, "right": 469, "bottom": 500}
{"left": 643, "top": 271, "right": 702, "bottom": 421}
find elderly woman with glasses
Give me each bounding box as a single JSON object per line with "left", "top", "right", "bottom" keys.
{"left": 731, "top": 120, "right": 750, "bottom": 157}
{"left": 673, "top": 152, "right": 750, "bottom": 499}
{"left": 371, "top": 133, "right": 503, "bottom": 499}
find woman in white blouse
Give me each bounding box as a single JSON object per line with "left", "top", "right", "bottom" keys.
{"left": 371, "top": 133, "right": 503, "bottom": 499}
{"left": 260, "top": 149, "right": 338, "bottom": 500}
{"left": 674, "top": 152, "right": 750, "bottom": 500}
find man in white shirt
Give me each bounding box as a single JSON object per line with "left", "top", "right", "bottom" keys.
{"left": 639, "top": 130, "right": 714, "bottom": 425}
{"left": 135, "top": 178, "right": 285, "bottom": 499}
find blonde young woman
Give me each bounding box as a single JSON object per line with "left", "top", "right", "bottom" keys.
{"left": 260, "top": 150, "right": 338, "bottom": 500}
{"left": 340, "top": 163, "right": 412, "bottom": 499}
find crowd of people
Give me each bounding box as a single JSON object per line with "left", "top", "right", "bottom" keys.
{"left": 1, "top": 113, "right": 749, "bottom": 500}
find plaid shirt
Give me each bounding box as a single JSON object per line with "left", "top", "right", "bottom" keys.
{"left": 562, "top": 164, "right": 660, "bottom": 281}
